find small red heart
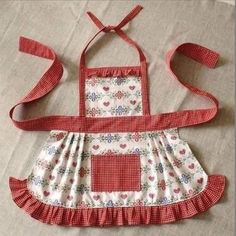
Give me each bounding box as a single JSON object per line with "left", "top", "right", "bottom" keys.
{"left": 67, "top": 195, "right": 73, "bottom": 201}
{"left": 171, "top": 136, "right": 177, "bottom": 140}
{"left": 69, "top": 179, "right": 74, "bottom": 184}
{"left": 188, "top": 163, "right": 195, "bottom": 169}
{"left": 55, "top": 159, "right": 59, "bottom": 164}
{"left": 93, "top": 195, "right": 100, "bottom": 201}
{"left": 43, "top": 191, "right": 50, "bottom": 197}
{"left": 60, "top": 144, "right": 65, "bottom": 149}
{"left": 174, "top": 188, "right": 181, "bottom": 194}
{"left": 119, "top": 144, "right": 127, "bottom": 149}
{"left": 93, "top": 145, "right": 99, "bottom": 150}
{"left": 72, "top": 162, "right": 77, "bottom": 167}
{"left": 103, "top": 102, "right": 110, "bottom": 107}
{"left": 149, "top": 193, "right": 155, "bottom": 199}
{"left": 103, "top": 86, "right": 109, "bottom": 91}
{"left": 169, "top": 172, "right": 174, "bottom": 177}
{"left": 120, "top": 194, "right": 128, "bottom": 199}
{"left": 130, "top": 100, "right": 136, "bottom": 105}
{"left": 179, "top": 149, "right": 186, "bottom": 155}
{"left": 129, "top": 86, "right": 135, "bottom": 90}
{"left": 148, "top": 159, "right": 153, "bottom": 164}
{"left": 197, "top": 177, "right": 203, "bottom": 184}
{"left": 49, "top": 175, "right": 55, "bottom": 180}
{"left": 148, "top": 176, "right": 154, "bottom": 181}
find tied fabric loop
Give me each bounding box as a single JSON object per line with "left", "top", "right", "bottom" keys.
{"left": 103, "top": 25, "right": 116, "bottom": 33}
{"left": 87, "top": 5, "right": 143, "bottom": 33}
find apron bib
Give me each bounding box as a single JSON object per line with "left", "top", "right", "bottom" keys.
{"left": 9, "top": 5, "right": 225, "bottom": 227}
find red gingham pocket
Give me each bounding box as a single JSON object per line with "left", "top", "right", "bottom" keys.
{"left": 91, "top": 154, "right": 141, "bottom": 192}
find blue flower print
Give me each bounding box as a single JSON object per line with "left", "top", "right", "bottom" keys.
{"left": 90, "top": 92, "right": 97, "bottom": 102}
{"left": 159, "top": 197, "right": 168, "bottom": 204}
{"left": 47, "top": 146, "right": 58, "bottom": 155}
{"left": 86, "top": 92, "right": 100, "bottom": 102}
{"left": 106, "top": 133, "right": 113, "bottom": 143}
{"left": 32, "top": 176, "right": 42, "bottom": 186}
{"left": 134, "top": 148, "right": 140, "bottom": 155}
{"left": 116, "top": 106, "right": 126, "bottom": 115}
{"left": 53, "top": 199, "right": 61, "bottom": 206}
{"left": 31, "top": 175, "right": 48, "bottom": 187}
{"left": 165, "top": 144, "right": 173, "bottom": 153}
{"left": 178, "top": 174, "right": 191, "bottom": 184}
{"left": 110, "top": 105, "right": 130, "bottom": 116}
{"left": 78, "top": 184, "right": 88, "bottom": 195}
{"left": 106, "top": 200, "right": 114, "bottom": 207}
{"left": 115, "top": 77, "right": 125, "bottom": 85}
{"left": 155, "top": 163, "right": 164, "bottom": 173}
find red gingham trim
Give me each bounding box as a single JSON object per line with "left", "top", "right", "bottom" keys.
{"left": 9, "top": 38, "right": 220, "bottom": 132}
{"left": 86, "top": 66, "right": 141, "bottom": 78}
{"left": 9, "top": 175, "right": 225, "bottom": 226}
{"left": 9, "top": 108, "right": 218, "bottom": 132}
{"left": 176, "top": 43, "right": 219, "bottom": 68}
{"left": 91, "top": 154, "right": 141, "bottom": 192}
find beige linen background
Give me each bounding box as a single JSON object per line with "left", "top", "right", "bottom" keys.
{"left": 0, "top": 1, "right": 234, "bottom": 236}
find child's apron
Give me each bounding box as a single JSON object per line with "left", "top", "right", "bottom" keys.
{"left": 9, "top": 5, "right": 225, "bottom": 226}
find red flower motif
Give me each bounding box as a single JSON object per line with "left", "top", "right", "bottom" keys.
{"left": 132, "top": 132, "right": 141, "bottom": 142}
{"left": 173, "top": 159, "right": 182, "bottom": 168}
{"left": 133, "top": 199, "right": 144, "bottom": 206}
{"left": 88, "top": 108, "right": 100, "bottom": 117}
{"left": 105, "top": 149, "right": 115, "bottom": 155}
{"left": 90, "top": 108, "right": 97, "bottom": 117}
{"left": 56, "top": 132, "right": 65, "bottom": 141}
{"left": 158, "top": 179, "right": 167, "bottom": 190}
{"left": 79, "top": 167, "right": 88, "bottom": 177}
{"left": 79, "top": 201, "right": 88, "bottom": 209}
{"left": 91, "top": 78, "right": 97, "bottom": 86}
{"left": 115, "top": 91, "right": 124, "bottom": 99}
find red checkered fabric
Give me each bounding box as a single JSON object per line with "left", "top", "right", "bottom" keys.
{"left": 9, "top": 175, "right": 225, "bottom": 226}
{"left": 91, "top": 155, "right": 141, "bottom": 192}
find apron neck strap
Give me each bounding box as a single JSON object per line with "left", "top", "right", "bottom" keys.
{"left": 87, "top": 4, "right": 143, "bottom": 32}
{"left": 79, "top": 5, "right": 146, "bottom": 69}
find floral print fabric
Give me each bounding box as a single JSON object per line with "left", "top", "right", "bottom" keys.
{"left": 85, "top": 75, "right": 143, "bottom": 117}
{"left": 27, "top": 128, "right": 208, "bottom": 209}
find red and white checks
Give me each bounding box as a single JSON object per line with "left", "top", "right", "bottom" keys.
{"left": 91, "top": 155, "right": 141, "bottom": 192}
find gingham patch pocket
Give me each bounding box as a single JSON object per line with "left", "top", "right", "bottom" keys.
{"left": 91, "top": 154, "right": 141, "bottom": 192}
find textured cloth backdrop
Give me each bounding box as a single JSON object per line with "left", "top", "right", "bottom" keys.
{"left": 0, "top": 1, "right": 234, "bottom": 236}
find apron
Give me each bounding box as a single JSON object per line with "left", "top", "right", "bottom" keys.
{"left": 9, "top": 5, "right": 225, "bottom": 227}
